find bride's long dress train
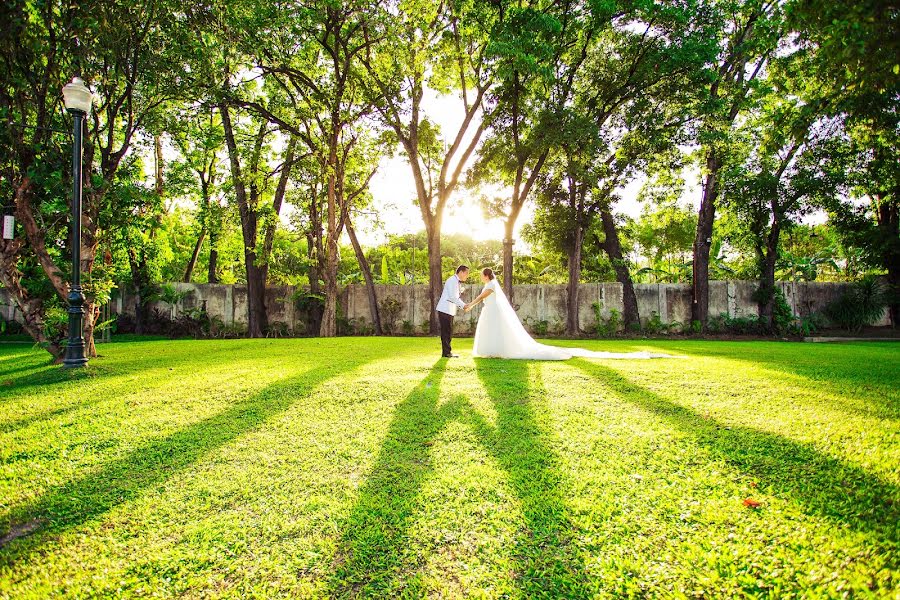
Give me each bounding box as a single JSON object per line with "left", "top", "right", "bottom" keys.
{"left": 471, "top": 279, "right": 669, "bottom": 360}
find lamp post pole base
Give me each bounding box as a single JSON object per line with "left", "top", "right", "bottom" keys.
{"left": 62, "top": 353, "right": 89, "bottom": 369}
{"left": 63, "top": 285, "right": 88, "bottom": 369}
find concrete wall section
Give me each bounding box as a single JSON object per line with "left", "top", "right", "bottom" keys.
{"left": 0, "top": 279, "right": 892, "bottom": 332}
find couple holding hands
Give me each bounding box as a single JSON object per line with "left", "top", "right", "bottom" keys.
{"left": 435, "top": 265, "right": 666, "bottom": 361}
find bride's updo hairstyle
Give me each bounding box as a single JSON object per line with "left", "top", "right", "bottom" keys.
{"left": 482, "top": 268, "right": 495, "bottom": 280}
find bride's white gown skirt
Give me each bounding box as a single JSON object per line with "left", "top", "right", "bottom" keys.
{"left": 471, "top": 280, "right": 663, "bottom": 360}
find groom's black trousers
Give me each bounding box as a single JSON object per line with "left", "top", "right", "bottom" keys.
{"left": 438, "top": 311, "right": 453, "bottom": 356}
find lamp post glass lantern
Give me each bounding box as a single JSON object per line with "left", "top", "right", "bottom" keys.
{"left": 62, "top": 77, "right": 92, "bottom": 368}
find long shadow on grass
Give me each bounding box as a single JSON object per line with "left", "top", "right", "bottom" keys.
{"left": 669, "top": 342, "right": 900, "bottom": 419}
{"left": 329, "top": 359, "right": 590, "bottom": 598}
{"left": 0, "top": 356, "right": 283, "bottom": 434}
{"left": 0, "top": 355, "right": 372, "bottom": 566}
{"left": 571, "top": 359, "right": 900, "bottom": 548}
{"left": 469, "top": 359, "right": 590, "bottom": 598}
{"left": 1, "top": 340, "right": 252, "bottom": 392}
{"left": 329, "top": 359, "right": 452, "bottom": 597}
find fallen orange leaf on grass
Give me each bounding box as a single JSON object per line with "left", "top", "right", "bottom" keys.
{"left": 743, "top": 497, "right": 762, "bottom": 509}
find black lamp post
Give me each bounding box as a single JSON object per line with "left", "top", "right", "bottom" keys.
{"left": 61, "top": 77, "right": 92, "bottom": 368}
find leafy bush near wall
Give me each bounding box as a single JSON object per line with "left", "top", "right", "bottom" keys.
{"left": 115, "top": 307, "right": 249, "bottom": 339}
{"left": 380, "top": 296, "right": 402, "bottom": 334}
{"left": 0, "top": 317, "right": 23, "bottom": 335}
{"left": 772, "top": 289, "right": 795, "bottom": 332}
{"left": 526, "top": 317, "right": 551, "bottom": 337}
{"left": 790, "top": 313, "right": 826, "bottom": 336}
{"left": 825, "top": 276, "right": 888, "bottom": 332}
{"left": 592, "top": 302, "right": 622, "bottom": 337}
{"left": 401, "top": 320, "right": 415, "bottom": 335}
{"left": 644, "top": 312, "right": 667, "bottom": 334}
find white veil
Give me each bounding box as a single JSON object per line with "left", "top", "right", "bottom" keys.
{"left": 475, "top": 278, "right": 666, "bottom": 360}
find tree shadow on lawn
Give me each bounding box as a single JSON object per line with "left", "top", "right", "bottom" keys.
{"left": 470, "top": 359, "right": 591, "bottom": 598}
{"left": 0, "top": 354, "right": 374, "bottom": 567}
{"left": 329, "top": 359, "right": 590, "bottom": 598}
{"left": 570, "top": 359, "right": 900, "bottom": 550}
{"left": 0, "top": 341, "right": 308, "bottom": 435}
{"left": 0, "top": 340, "right": 254, "bottom": 393}
{"left": 666, "top": 341, "right": 900, "bottom": 419}
{"left": 0, "top": 354, "right": 290, "bottom": 435}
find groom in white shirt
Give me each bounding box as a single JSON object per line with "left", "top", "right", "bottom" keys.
{"left": 435, "top": 265, "right": 470, "bottom": 358}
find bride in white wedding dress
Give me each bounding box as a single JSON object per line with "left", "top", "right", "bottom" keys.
{"left": 467, "top": 268, "right": 666, "bottom": 360}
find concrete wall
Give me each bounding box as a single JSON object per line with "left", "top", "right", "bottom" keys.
{"left": 1, "top": 280, "right": 891, "bottom": 333}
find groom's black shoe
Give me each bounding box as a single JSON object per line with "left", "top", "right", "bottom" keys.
{"left": 442, "top": 353, "right": 460, "bottom": 358}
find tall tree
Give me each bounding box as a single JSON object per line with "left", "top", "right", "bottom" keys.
{"left": 0, "top": 0, "right": 188, "bottom": 358}
{"left": 168, "top": 106, "right": 226, "bottom": 284}
{"left": 472, "top": 1, "right": 590, "bottom": 301}
{"left": 214, "top": 0, "right": 379, "bottom": 336}
{"left": 220, "top": 106, "right": 297, "bottom": 337}
{"left": 690, "top": 0, "right": 789, "bottom": 330}
{"left": 361, "top": 0, "right": 498, "bottom": 332}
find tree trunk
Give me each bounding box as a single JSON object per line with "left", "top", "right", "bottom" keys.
{"left": 246, "top": 263, "right": 268, "bottom": 337}
{"left": 184, "top": 228, "right": 206, "bottom": 283}
{"left": 127, "top": 246, "right": 152, "bottom": 335}
{"left": 154, "top": 135, "right": 164, "bottom": 199}
{"left": 502, "top": 222, "right": 515, "bottom": 302}
{"left": 318, "top": 116, "right": 343, "bottom": 338}
{"left": 757, "top": 221, "right": 780, "bottom": 331}
{"left": 426, "top": 222, "right": 443, "bottom": 335}
{"left": 220, "top": 105, "right": 267, "bottom": 337}
{"left": 83, "top": 301, "right": 98, "bottom": 358}
{"left": 692, "top": 153, "right": 719, "bottom": 330}
{"left": 0, "top": 238, "right": 62, "bottom": 359}
{"left": 261, "top": 136, "right": 297, "bottom": 285}
{"left": 876, "top": 197, "right": 899, "bottom": 326}
{"left": 566, "top": 226, "right": 583, "bottom": 336}
{"left": 347, "top": 219, "right": 382, "bottom": 335}
{"left": 319, "top": 240, "right": 339, "bottom": 337}
{"left": 207, "top": 229, "right": 219, "bottom": 284}
{"left": 600, "top": 207, "right": 640, "bottom": 329}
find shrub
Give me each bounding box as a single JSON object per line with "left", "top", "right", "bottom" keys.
{"left": 789, "top": 312, "right": 825, "bottom": 337}
{"left": 752, "top": 286, "right": 795, "bottom": 333}
{"left": 526, "top": 317, "right": 550, "bottom": 337}
{"left": 772, "top": 289, "right": 794, "bottom": 333}
{"left": 380, "top": 296, "right": 402, "bottom": 334}
{"left": 401, "top": 319, "right": 415, "bottom": 336}
{"left": 645, "top": 311, "right": 666, "bottom": 334}
{"left": 708, "top": 312, "right": 764, "bottom": 335}
{"left": 42, "top": 305, "right": 68, "bottom": 343}
{"left": 591, "top": 302, "right": 621, "bottom": 337}
{"left": 825, "top": 276, "right": 889, "bottom": 332}
{"left": 267, "top": 321, "right": 292, "bottom": 338}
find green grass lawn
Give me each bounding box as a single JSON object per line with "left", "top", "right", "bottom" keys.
{"left": 0, "top": 338, "right": 897, "bottom": 598}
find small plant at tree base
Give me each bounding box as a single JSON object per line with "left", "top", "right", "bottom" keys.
{"left": 790, "top": 312, "right": 825, "bottom": 337}
{"left": 267, "top": 322, "right": 292, "bottom": 338}
{"left": 825, "top": 276, "right": 889, "bottom": 332}
{"left": 526, "top": 317, "right": 551, "bottom": 337}
{"left": 645, "top": 311, "right": 666, "bottom": 334}
{"left": 607, "top": 309, "right": 622, "bottom": 335}
{"left": 156, "top": 284, "right": 190, "bottom": 318}
{"left": 379, "top": 296, "right": 402, "bottom": 334}
{"left": 752, "top": 286, "right": 795, "bottom": 333}
{"left": 591, "top": 302, "right": 622, "bottom": 337}
{"left": 772, "top": 289, "right": 795, "bottom": 333}
{"left": 420, "top": 320, "right": 431, "bottom": 335}
{"left": 401, "top": 319, "right": 415, "bottom": 336}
